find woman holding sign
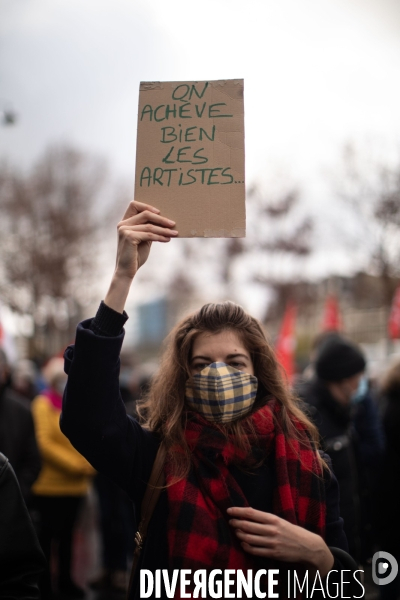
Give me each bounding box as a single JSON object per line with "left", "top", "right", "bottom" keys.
{"left": 61, "top": 201, "right": 357, "bottom": 599}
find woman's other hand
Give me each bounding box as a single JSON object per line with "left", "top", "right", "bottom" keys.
{"left": 105, "top": 200, "right": 178, "bottom": 313}
{"left": 227, "top": 506, "right": 334, "bottom": 577}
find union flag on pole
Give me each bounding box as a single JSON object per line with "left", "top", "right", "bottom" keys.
{"left": 321, "top": 294, "right": 342, "bottom": 332}
{"left": 275, "top": 302, "right": 297, "bottom": 383}
{"left": 388, "top": 285, "right": 400, "bottom": 339}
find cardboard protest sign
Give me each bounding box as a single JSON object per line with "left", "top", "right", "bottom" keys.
{"left": 134, "top": 79, "right": 245, "bottom": 237}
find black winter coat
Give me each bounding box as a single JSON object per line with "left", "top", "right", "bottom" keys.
{"left": 60, "top": 318, "right": 351, "bottom": 600}
{"left": 0, "top": 386, "right": 42, "bottom": 500}
{"left": 374, "top": 387, "right": 400, "bottom": 554}
{"left": 300, "top": 378, "right": 384, "bottom": 561}
{"left": 0, "top": 453, "right": 46, "bottom": 598}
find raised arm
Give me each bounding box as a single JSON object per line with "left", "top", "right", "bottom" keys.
{"left": 60, "top": 201, "right": 178, "bottom": 501}
{"left": 104, "top": 200, "right": 178, "bottom": 313}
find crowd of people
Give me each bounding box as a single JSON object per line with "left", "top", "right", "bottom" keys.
{"left": 0, "top": 203, "right": 399, "bottom": 600}
{"left": 0, "top": 344, "right": 154, "bottom": 599}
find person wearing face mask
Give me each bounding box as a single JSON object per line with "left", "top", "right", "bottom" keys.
{"left": 60, "top": 201, "right": 357, "bottom": 600}
{"left": 300, "top": 338, "right": 384, "bottom": 563}
{"left": 31, "top": 357, "right": 96, "bottom": 599}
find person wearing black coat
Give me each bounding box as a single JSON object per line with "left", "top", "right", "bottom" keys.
{"left": 0, "top": 349, "right": 42, "bottom": 501}
{"left": 300, "top": 338, "right": 384, "bottom": 562}
{"left": 0, "top": 452, "right": 46, "bottom": 598}
{"left": 61, "top": 311, "right": 354, "bottom": 599}
{"left": 60, "top": 200, "right": 361, "bottom": 600}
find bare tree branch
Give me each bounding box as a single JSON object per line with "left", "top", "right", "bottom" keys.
{"left": 0, "top": 144, "right": 124, "bottom": 357}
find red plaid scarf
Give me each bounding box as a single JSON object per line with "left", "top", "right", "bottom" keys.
{"left": 166, "top": 399, "right": 326, "bottom": 594}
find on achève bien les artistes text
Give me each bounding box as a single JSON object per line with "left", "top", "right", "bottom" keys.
{"left": 138, "top": 82, "right": 244, "bottom": 188}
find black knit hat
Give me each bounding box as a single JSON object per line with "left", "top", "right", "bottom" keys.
{"left": 315, "top": 339, "right": 366, "bottom": 381}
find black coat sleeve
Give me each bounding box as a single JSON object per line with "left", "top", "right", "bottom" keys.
{"left": 60, "top": 319, "right": 159, "bottom": 505}
{"left": 324, "top": 456, "right": 349, "bottom": 552}
{"left": 0, "top": 453, "right": 46, "bottom": 599}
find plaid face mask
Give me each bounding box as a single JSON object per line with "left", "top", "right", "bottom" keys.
{"left": 185, "top": 362, "right": 258, "bottom": 423}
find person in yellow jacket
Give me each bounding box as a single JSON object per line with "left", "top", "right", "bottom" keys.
{"left": 31, "top": 357, "right": 95, "bottom": 600}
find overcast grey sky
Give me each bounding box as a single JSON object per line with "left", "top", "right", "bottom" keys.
{"left": 1, "top": 0, "right": 400, "bottom": 187}
{"left": 1, "top": 0, "right": 400, "bottom": 333}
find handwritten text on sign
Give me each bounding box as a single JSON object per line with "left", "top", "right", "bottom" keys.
{"left": 135, "top": 79, "right": 245, "bottom": 237}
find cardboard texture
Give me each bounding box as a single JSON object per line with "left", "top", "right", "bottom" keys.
{"left": 134, "top": 79, "right": 245, "bottom": 238}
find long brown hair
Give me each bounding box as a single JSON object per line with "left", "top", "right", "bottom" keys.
{"left": 137, "top": 301, "right": 324, "bottom": 479}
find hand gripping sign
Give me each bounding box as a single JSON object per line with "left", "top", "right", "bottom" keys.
{"left": 134, "top": 79, "right": 245, "bottom": 238}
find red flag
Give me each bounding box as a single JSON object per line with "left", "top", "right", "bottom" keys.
{"left": 322, "top": 295, "right": 342, "bottom": 331}
{"left": 275, "top": 302, "right": 297, "bottom": 382}
{"left": 388, "top": 285, "right": 400, "bottom": 339}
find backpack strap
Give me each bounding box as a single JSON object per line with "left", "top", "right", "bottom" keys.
{"left": 127, "top": 442, "right": 166, "bottom": 598}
